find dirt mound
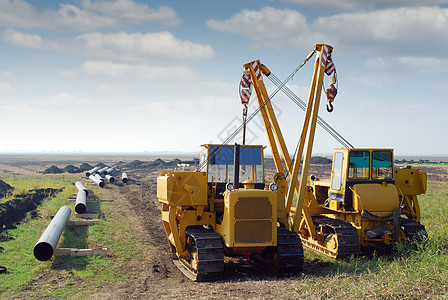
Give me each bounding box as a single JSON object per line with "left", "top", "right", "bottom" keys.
{"left": 63, "top": 164, "right": 80, "bottom": 173}
{"left": 0, "top": 180, "right": 14, "bottom": 198}
{"left": 42, "top": 165, "right": 64, "bottom": 174}
{"left": 0, "top": 188, "right": 62, "bottom": 228}
{"left": 310, "top": 156, "right": 332, "bottom": 164}
{"left": 79, "top": 163, "right": 93, "bottom": 171}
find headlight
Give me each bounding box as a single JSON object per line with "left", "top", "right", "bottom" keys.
{"left": 269, "top": 183, "right": 278, "bottom": 191}
{"left": 226, "top": 182, "right": 234, "bottom": 191}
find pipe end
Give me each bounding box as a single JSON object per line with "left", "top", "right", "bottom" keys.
{"left": 34, "top": 242, "right": 54, "bottom": 261}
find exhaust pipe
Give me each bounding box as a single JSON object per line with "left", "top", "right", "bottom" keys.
{"left": 75, "top": 181, "right": 88, "bottom": 196}
{"left": 75, "top": 190, "right": 87, "bottom": 214}
{"left": 89, "top": 174, "right": 105, "bottom": 188}
{"left": 34, "top": 206, "right": 71, "bottom": 261}
{"left": 234, "top": 143, "right": 240, "bottom": 189}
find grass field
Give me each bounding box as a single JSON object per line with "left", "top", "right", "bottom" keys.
{"left": 0, "top": 163, "right": 447, "bottom": 299}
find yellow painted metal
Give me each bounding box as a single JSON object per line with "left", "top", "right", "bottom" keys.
{"left": 292, "top": 44, "right": 330, "bottom": 233}
{"left": 394, "top": 167, "right": 427, "bottom": 195}
{"left": 352, "top": 183, "right": 400, "bottom": 214}
{"left": 244, "top": 61, "right": 292, "bottom": 178}
{"left": 216, "top": 189, "right": 277, "bottom": 252}
{"left": 157, "top": 172, "right": 208, "bottom": 206}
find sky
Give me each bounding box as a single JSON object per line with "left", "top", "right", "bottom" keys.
{"left": 0, "top": 0, "right": 447, "bottom": 156}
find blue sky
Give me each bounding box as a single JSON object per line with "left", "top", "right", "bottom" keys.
{"left": 0, "top": 0, "right": 447, "bottom": 155}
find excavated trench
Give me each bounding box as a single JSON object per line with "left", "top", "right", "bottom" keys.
{"left": 0, "top": 188, "right": 62, "bottom": 230}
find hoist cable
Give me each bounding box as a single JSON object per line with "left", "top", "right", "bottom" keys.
{"left": 267, "top": 72, "right": 354, "bottom": 149}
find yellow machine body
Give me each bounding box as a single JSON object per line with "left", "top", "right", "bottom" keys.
{"left": 307, "top": 148, "right": 427, "bottom": 249}
{"left": 216, "top": 188, "right": 277, "bottom": 255}
{"left": 157, "top": 144, "right": 293, "bottom": 268}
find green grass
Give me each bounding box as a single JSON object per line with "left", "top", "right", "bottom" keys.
{"left": 0, "top": 176, "right": 143, "bottom": 299}
{"left": 292, "top": 186, "right": 448, "bottom": 299}
{"left": 0, "top": 173, "right": 71, "bottom": 204}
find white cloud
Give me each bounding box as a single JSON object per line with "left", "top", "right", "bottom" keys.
{"left": 74, "top": 31, "right": 215, "bottom": 63}
{"left": 1, "top": 102, "right": 39, "bottom": 115}
{"left": 62, "top": 60, "right": 197, "bottom": 82}
{"left": 0, "top": 71, "right": 13, "bottom": 80}
{"left": 207, "top": 7, "right": 308, "bottom": 47}
{"left": 0, "top": 0, "right": 180, "bottom": 31}
{"left": 397, "top": 56, "right": 448, "bottom": 73}
{"left": 2, "top": 29, "right": 59, "bottom": 50}
{"left": 0, "top": 82, "right": 13, "bottom": 93}
{"left": 80, "top": 0, "right": 181, "bottom": 26}
{"left": 280, "top": 0, "right": 448, "bottom": 11}
{"left": 4, "top": 29, "right": 215, "bottom": 64}
{"left": 207, "top": 6, "right": 448, "bottom": 56}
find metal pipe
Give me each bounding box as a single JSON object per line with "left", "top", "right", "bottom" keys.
{"left": 98, "top": 166, "right": 109, "bottom": 176}
{"left": 75, "top": 190, "right": 87, "bottom": 214}
{"left": 121, "top": 172, "right": 128, "bottom": 183}
{"left": 105, "top": 174, "right": 115, "bottom": 183}
{"left": 105, "top": 167, "right": 116, "bottom": 174}
{"left": 85, "top": 166, "right": 99, "bottom": 177}
{"left": 89, "top": 174, "right": 105, "bottom": 188}
{"left": 95, "top": 173, "right": 105, "bottom": 182}
{"left": 34, "top": 206, "right": 71, "bottom": 261}
{"left": 75, "top": 181, "right": 88, "bottom": 196}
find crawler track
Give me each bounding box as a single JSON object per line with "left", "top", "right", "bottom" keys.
{"left": 400, "top": 218, "right": 428, "bottom": 243}
{"left": 301, "top": 216, "right": 360, "bottom": 259}
{"left": 276, "top": 227, "right": 304, "bottom": 273}
{"left": 175, "top": 226, "right": 224, "bottom": 282}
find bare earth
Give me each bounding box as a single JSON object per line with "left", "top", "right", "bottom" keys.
{"left": 3, "top": 156, "right": 448, "bottom": 299}
{"left": 91, "top": 159, "right": 448, "bottom": 299}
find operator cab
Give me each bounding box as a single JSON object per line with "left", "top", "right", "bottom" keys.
{"left": 327, "top": 148, "right": 394, "bottom": 210}
{"left": 199, "top": 144, "right": 266, "bottom": 198}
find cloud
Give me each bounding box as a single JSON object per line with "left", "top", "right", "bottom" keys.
{"left": 74, "top": 31, "right": 215, "bottom": 63}
{"left": 280, "top": 0, "right": 448, "bottom": 11}
{"left": 79, "top": 0, "right": 181, "bottom": 26}
{"left": 0, "top": 82, "right": 13, "bottom": 93}
{"left": 0, "top": 71, "right": 13, "bottom": 80}
{"left": 207, "top": 6, "right": 448, "bottom": 56}
{"left": 206, "top": 7, "right": 308, "bottom": 47}
{"left": 61, "top": 60, "right": 197, "bottom": 82}
{"left": 0, "top": 0, "right": 180, "bottom": 31}
{"left": 3, "top": 29, "right": 214, "bottom": 63}
{"left": 2, "top": 28, "right": 59, "bottom": 50}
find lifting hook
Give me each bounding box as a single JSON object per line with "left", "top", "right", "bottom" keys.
{"left": 325, "top": 83, "right": 337, "bottom": 113}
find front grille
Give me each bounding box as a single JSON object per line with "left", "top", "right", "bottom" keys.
{"left": 234, "top": 197, "right": 272, "bottom": 219}
{"left": 234, "top": 220, "right": 273, "bottom": 243}
{"left": 234, "top": 197, "right": 273, "bottom": 244}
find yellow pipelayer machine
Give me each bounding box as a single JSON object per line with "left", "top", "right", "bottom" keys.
{"left": 157, "top": 44, "right": 427, "bottom": 281}
{"left": 157, "top": 143, "right": 303, "bottom": 281}
{"left": 244, "top": 44, "right": 427, "bottom": 259}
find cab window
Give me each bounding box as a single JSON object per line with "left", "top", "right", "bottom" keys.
{"left": 331, "top": 152, "right": 343, "bottom": 191}
{"left": 372, "top": 151, "right": 393, "bottom": 180}
{"left": 348, "top": 151, "right": 370, "bottom": 179}
{"left": 207, "top": 146, "right": 264, "bottom": 183}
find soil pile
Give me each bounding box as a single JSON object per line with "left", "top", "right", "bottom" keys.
{"left": 63, "top": 165, "right": 80, "bottom": 173}
{"left": 0, "top": 180, "right": 14, "bottom": 198}
{"left": 0, "top": 188, "right": 62, "bottom": 228}
{"left": 42, "top": 165, "right": 64, "bottom": 174}
{"left": 310, "top": 156, "right": 332, "bottom": 164}
{"left": 79, "top": 163, "right": 94, "bottom": 171}
{"left": 119, "top": 158, "right": 181, "bottom": 170}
